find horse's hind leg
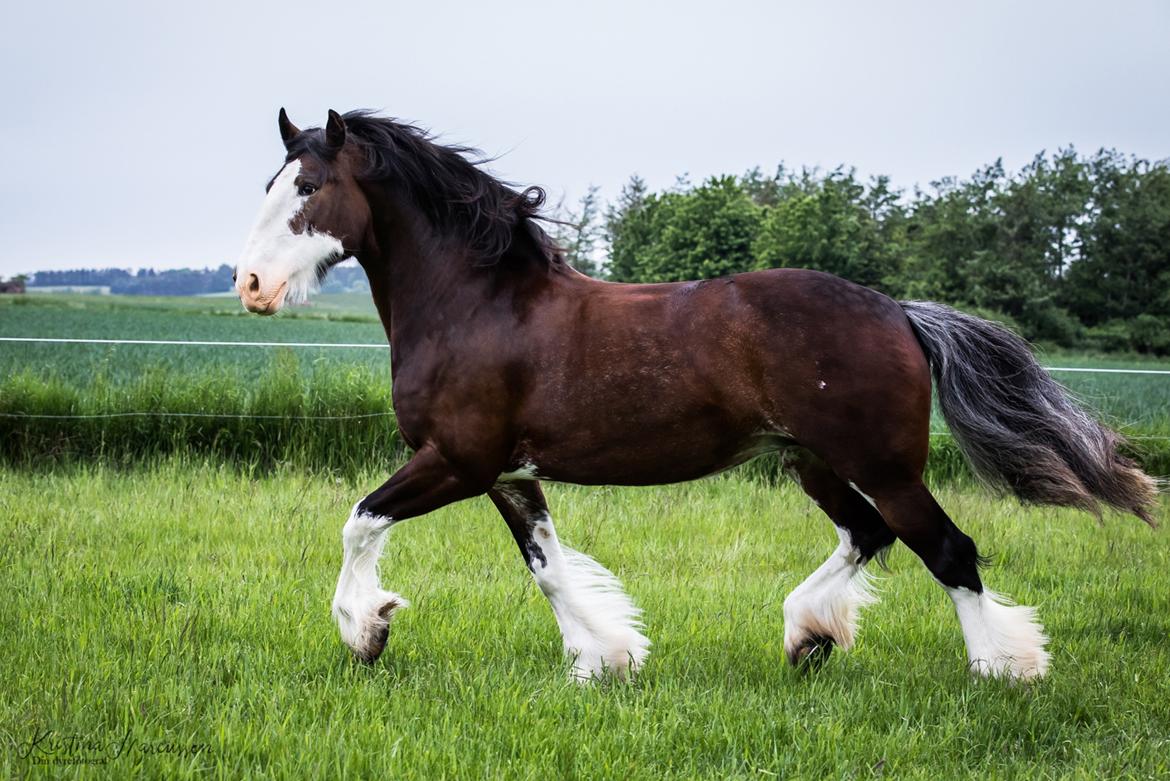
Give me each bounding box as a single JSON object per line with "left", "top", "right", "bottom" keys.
{"left": 489, "top": 479, "right": 650, "bottom": 681}
{"left": 861, "top": 478, "right": 1050, "bottom": 679}
{"left": 783, "top": 451, "right": 896, "bottom": 667}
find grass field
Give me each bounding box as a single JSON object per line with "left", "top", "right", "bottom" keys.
{"left": 1, "top": 463, "right": 1168, "bottom": 779}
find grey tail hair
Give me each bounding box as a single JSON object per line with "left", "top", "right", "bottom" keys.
{"left": 901, "top": 301, "right": 1159, "bottom": 524}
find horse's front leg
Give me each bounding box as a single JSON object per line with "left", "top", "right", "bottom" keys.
{"left": 489, "top": 479, "right": 650, "bottom": 681}
{"left": 332, "top": 445, "right": 484, "bottom": 663}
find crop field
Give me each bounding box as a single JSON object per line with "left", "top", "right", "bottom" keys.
{"left": 1, "top": 463, "right": 1168, "bottom": 779}
{"left": 0, "top": 293, "right": 387, "bottom": 383}
{"left": 1, "top": 293, "right": 1168, "bottom": 777}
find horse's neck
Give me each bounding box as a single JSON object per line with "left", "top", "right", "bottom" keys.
{"left": 356, "top": 191, "right": 463, "bottom": 350}
{"left": 361, "top": 211, "right": 560, "bottom": 364}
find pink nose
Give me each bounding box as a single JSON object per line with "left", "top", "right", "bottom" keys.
{"left": 238, "top": 272, "right": 278, "bottom": 314}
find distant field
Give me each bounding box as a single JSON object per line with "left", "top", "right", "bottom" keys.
{"left": 1, "top": 464, "right": 1167, "bottom": 779}
{"left": 0, "top": 293, "right": 387, "bottom": 384}
{"left": 1, "top": 294, "right": 1167, "bottom": 474}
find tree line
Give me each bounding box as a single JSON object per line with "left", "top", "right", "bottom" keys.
{"left": 29, "top": 264, "right": 371, "bottom": 296}
{"left": 31, "top": 265, "right": 236, "bottom": 295}
{"left": 553, "top": 148, "right": 1170, "bottom": 355}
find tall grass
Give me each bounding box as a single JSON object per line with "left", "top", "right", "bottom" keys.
{"left": 0, "top": 351, "right": 401, "bottom": 474}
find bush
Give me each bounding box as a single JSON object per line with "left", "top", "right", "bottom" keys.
{"left": 1084, "top": 321, "right": 1134, "bottom": 353}
{"left": 1130, "top": 314, "right": 1170, "bottom": 355}
{"left": 1023, "top": 303, "right": 1083, "bottom": 347}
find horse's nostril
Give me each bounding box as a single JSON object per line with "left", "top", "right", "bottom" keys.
{"left": 232, "top": 270, "right": 237, "bottom": 284}
{"left": 247, "top": 273, "right": 260, "bottom": 293}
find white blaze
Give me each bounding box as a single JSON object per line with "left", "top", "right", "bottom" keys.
{"left": 236, "top": 160, "right": 344, "bottom": 308}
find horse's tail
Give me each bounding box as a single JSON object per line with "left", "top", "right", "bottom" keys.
{"left": 900, "top": 300, "right": 1159, "bottom": 524}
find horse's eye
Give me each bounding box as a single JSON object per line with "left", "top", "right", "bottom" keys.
{"left": 297, "top": 184, "right": 317, "bottom": 197}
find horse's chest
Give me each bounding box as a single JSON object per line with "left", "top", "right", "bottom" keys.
{"left": 390, "top": 387, "right": 435, "bottom": 449}
{"left": 390, "top": 368, "right": 504, "bottom": 450}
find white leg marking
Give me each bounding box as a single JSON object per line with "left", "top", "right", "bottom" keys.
{"left": 527, "top": 512, "right": 650, "bottom": 681}
{"left": 948, "top": 587, "right": 1049, "bottom": 680}
{"left": 331, "top": 502, "right": 406, "bottom": 661}
{"left": 783, "top": 527, "right": 878, "bottom": 661}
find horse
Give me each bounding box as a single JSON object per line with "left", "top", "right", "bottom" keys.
{"left": 234, "top": 108, "right": 1159, "bottom": 682}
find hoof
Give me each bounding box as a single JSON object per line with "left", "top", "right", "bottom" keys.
{"left": 356, "top": 613, "right": 391, "bottom": 665}
{"left": 336, "top": 594, "right": 406, "bottom": 664}
{"left": 951, "top": 588, "right": 1050, "bottom": 681}
{"left": 787, "top": 634, "right": 835, "bottom": 670}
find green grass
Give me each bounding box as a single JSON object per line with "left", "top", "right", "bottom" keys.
{"left": 1, "top": 462, "right": 1167, "bottom": 779}
{"left": 3, "top": 294, "right": 1165, "bottom": 777}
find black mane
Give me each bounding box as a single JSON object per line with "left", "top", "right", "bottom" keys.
{"left": 288, "top": 110, "right": 562, "bottom": 266}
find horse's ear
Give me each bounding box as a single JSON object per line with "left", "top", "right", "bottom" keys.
{"left": 278, "top": 107, "right": 300, "bottom": 149}
{"left": 324, "top": 109, "right": 346, "bottom": 153}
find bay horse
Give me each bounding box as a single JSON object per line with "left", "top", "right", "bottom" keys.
{"left": 235, "top": 109, "right": 1159, "bottom": 682}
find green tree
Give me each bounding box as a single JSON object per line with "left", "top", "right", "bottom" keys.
{"left": 630, "top": 176, "right": 763, "bottom": 282}
{"left": 601, "top": 148, "right": 1169, "bottom": 353}
{"left": 752, "top": 168, "right": 905, "bottom": 292}
{"left": 550, "top": 185, "right": 604, "bottom": 277}
{"left": 605, "top": 175, "right": 652, "bottom": 282}
{"left": 904, "top": 153, "right": 1091, "bottom": 344}
{"left": 1062, "top": 151, "right": 1170, "bottom": 326}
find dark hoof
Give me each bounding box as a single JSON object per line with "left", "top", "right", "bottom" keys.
{"left": 353, "top": 599, "right": 402, "bottom": 664}
{"left": 356, "top": 624, "right": 390, "bottom": 665}
{"left": 788, "top": 634, "right": 835, "bottom": 671}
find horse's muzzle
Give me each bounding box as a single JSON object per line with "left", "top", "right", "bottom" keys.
{"left": 237, "top": 274, "right": 287, "bottom": 315}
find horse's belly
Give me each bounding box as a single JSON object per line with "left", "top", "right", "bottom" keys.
{"left": 521, "top": 426, "right": 792, "bottom": 486}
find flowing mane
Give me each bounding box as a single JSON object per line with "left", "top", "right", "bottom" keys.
{"left": 287, "top": 110, "right": 562, "bottom": 266}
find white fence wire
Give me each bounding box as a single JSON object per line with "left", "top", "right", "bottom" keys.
{"left": 0, "top": 337, "right": 386, "bottom": 350}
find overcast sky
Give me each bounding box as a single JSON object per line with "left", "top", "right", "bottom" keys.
{"left": 1, "top": 0, "right": 1167, "bottom": 276}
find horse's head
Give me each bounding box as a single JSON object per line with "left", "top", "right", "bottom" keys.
{"left": 235, "top": 109, "right": 371, "bottom": 314}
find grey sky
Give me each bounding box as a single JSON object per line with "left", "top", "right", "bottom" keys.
{"left": 2, "top": 0, "right": 1167, "bottom": 276}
